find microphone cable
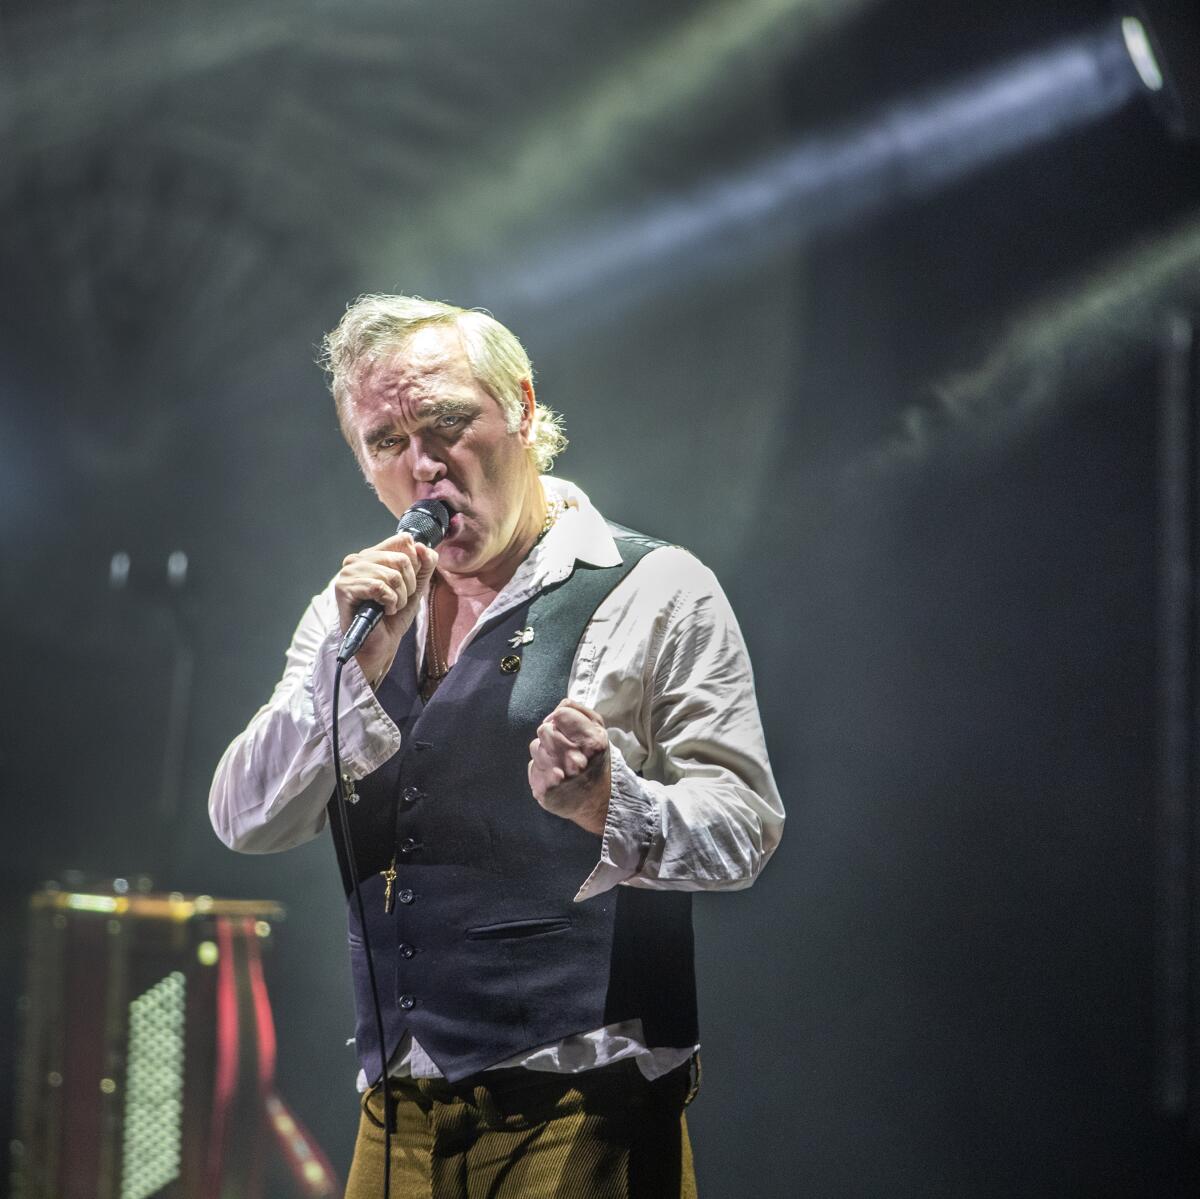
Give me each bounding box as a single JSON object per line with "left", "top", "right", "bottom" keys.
{"left": 330, "top": 657, "right": 395, "bottom": 1197}
{"left": 327, "top": 498, "right": 450, "bottom": 1198}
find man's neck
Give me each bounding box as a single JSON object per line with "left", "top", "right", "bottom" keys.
{"left": 438, "top": 475, "right": 547, "bottom": 602}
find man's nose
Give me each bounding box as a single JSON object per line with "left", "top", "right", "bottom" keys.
{"left": 410, "top": 438, "right": 446, "bottom": 483}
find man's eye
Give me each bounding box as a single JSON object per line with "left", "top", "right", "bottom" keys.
{"left": 437, "top": 414, "right": 463, "bottom": 429}
{"left": 378, "top": 436, "right": 406, "bottom": 450}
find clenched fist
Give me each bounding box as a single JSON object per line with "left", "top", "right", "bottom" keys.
{"left": 528, "top": 699, "right": 611, "bottom": 836}
{"left": 334, "top": 531, "right": 437, "bottom": 687}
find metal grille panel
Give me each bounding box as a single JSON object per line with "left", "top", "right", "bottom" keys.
{"left": 118, "top": 971, "right": 186, "bottom": 1199}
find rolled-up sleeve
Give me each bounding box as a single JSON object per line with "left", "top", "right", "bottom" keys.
{"left": 208, "top": 587, "right": 404, "bottom": 854}
{"left": 575, "top": 550, "right": 784, "bottom": 900}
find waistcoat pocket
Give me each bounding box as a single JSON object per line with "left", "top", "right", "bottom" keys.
{"left": 465, "top": 917, "right": 572, "bottom": 941}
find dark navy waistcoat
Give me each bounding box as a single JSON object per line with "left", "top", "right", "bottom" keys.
{"left": 329, "top": 530, "right": 697, "bottom": 1085}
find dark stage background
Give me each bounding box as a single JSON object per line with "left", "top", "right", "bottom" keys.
{"left": 4, "top": 0, "right": 1200, "bottom": 1194}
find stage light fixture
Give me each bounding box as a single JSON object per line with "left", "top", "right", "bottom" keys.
{"left": 1118, "top": 1, "right": 1200, "bottom": 137}
{"left": 1121, "top": 17, "right": 1164, "bottom": 91}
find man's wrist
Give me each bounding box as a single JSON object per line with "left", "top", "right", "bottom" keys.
{"left": 539, "top": 750, "right": 611, "bottom": 835}
{"left": 312, "top": 623, "right": 404, "bottom": 775}
{"left": 569, "top": 751, "right": 611, "bottom": 836}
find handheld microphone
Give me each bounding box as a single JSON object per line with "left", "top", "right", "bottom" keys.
{"left": 336, "top": 499, "right": 452, "bottom": 663}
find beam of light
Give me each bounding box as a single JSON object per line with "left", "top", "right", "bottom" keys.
{"left": 0, "top": 12, "right": 294, "bottom": 166}
{"left": 0, "top": 0, "right": 886, "bottom": 271}
{"left": 478, "top": 25, "right": 1142, "bottom": 322}
{"left": 851, "top": 214, "right": 1200, "bottom": 477}
{"left": 375, "top": 0, "right": 886, "bottom": 279}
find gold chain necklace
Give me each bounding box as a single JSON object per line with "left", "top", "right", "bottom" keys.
{"left": 537, "top": 496, "right": 566, "bottom": 543}
{"left": 422, "top": 576, "right": 450, "bottom": 700}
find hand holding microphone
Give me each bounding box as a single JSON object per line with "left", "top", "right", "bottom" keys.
{"left": 334, "top": 499, "right": 451, "bottom": 684}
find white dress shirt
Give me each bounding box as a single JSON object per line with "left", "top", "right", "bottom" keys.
{"left": 209, "top": 477, "right": 784, "bottom": 1082}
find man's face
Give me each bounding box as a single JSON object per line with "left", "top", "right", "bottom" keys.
{"left": 344, "top": 324, "right": 537, "bottom": 576}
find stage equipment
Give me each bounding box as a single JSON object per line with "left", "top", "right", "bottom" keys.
{"left": 1119, "top": 2, "right": 1200, "bottom": 138}
{"left": 10, "top": 884, "right": 338, "bottom": 1199}
{"left": 1156, "top": 311, "right": 1200, "bottom": 1137}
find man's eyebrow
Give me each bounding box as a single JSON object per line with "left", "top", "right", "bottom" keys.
{"left": 363, "top": 399, "right": 478, "bottom": 447}
{"left": 422, "top": 397, "right": 477, "bottom": 418}
{"left": 363, "top": 423, "right": 399, "bottom": 446}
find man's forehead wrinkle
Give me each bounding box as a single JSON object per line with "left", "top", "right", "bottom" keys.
{"left": 346, "top": 326, "right": 489, "bottom": 446}
{"left": 356, "top": 331, "right": 471, "bottom": 395}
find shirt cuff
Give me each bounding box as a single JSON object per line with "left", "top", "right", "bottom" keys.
{"left": 573, "top": 744, "right": 659, "bottom": 902}
{"left": 308, "top": 623, "right": 403, "bottom": 779}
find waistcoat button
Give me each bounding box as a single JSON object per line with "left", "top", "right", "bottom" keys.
{"left": 397, "top": 889, "right": 415, "bottom": 905}
{"left": 402, "top": 785, "right": 424, "bottom": 805}
{"left": 399, "top": 994, "right": 416, "bottom": 1010}
{"left": 398, "top": 943, "right": 416, "bottom": 959}
{"left": 399, "top": 838, "right": 419, "bottom": 855}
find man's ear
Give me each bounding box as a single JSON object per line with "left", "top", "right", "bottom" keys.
{"left": 519, "top": 378, "right": 536, "bottom": 442}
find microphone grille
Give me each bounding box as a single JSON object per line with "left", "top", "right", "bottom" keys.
{"left": 397, "top": 500, "right": 452, "bottom": 548}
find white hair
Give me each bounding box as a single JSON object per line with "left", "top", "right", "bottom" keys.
{"left": 321, "top": 294, "right": 567, "bottom": 471}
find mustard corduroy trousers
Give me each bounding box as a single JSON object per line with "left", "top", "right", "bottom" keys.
{"left": 343, "top": 1057, "right": 699, "bottom": 1199}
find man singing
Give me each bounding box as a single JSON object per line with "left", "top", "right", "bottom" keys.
{"left": 209, "top": 295, "right": 784, "bottom": 1198}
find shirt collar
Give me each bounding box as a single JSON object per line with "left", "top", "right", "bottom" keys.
{"left": 535, "top": 475, "right": 622, "bottom": 576}
{"left": 499, "top": 476, "right": 621, "bottom": 601}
